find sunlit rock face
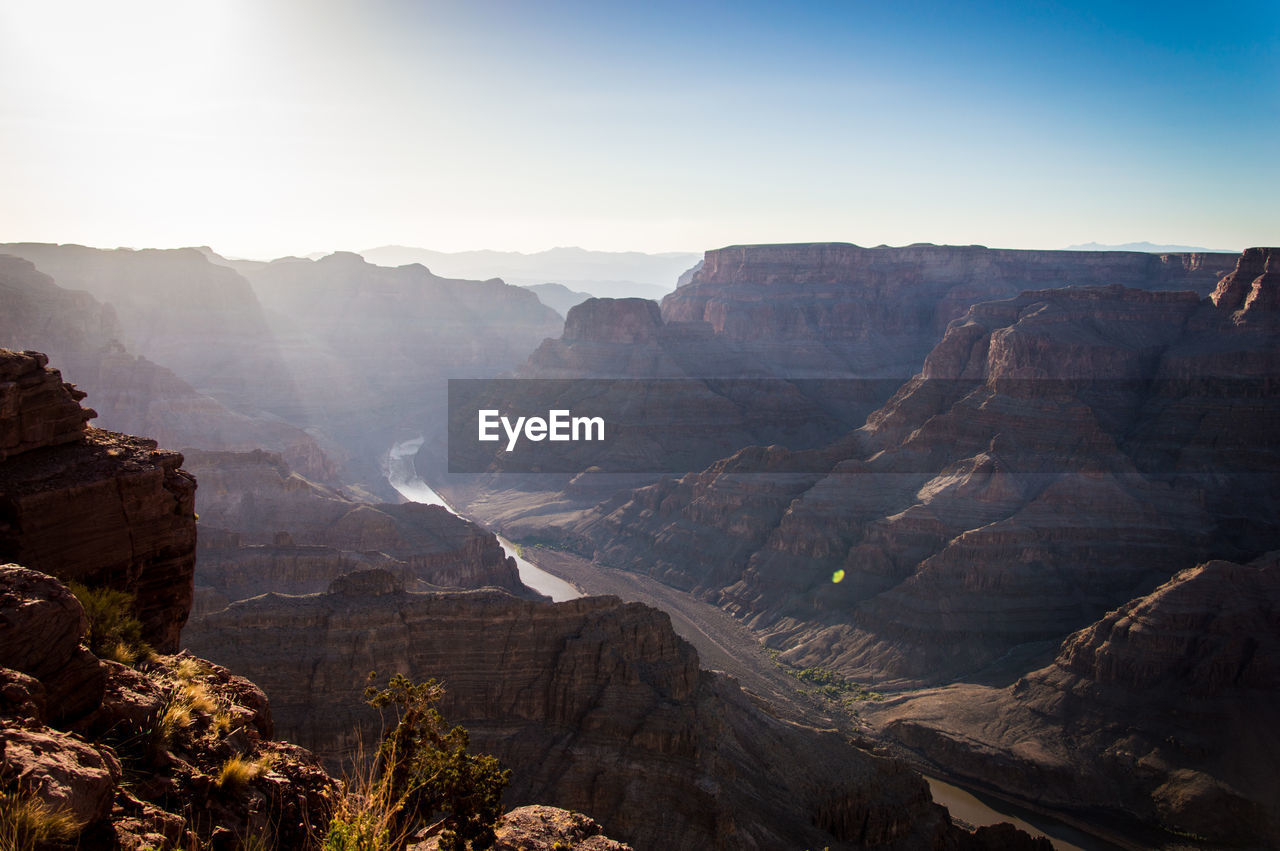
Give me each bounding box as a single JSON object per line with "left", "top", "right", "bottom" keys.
{"left": 185, "top": 584, "right": 1047, "bottom": 851}
{"left": 575, "top": 252, "right": 1280, "bottom": 687}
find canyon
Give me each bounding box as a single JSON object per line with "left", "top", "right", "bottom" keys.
{"left": 4, "top": 238, "right": 1275, "bottom": 848}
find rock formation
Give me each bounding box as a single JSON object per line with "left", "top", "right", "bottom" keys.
{"left": 665, "top": 242, "right": 1236, "bottom": 377}
{"left": 445, "top": 243, "right": 1238, "bottom": 532}
{"left": 870, "top": 551, "right": 1280, "bottom": 847}
{"left": 184, "top": 577, "right": 1048, "bottom": 850}
{"left": 414, "top": 804, "right": 633, "bottom": 850}
{"left": 0, "top": 564, "right": 334, "bottom": 850}
{"left": 183, "top": 449, "right": 535, "bottom": 608}
{"left": 570, "top": 260, "right": 1280, "bottom": 689}
{"left": 0, "top": 349, "right": 196, "bottom": 651}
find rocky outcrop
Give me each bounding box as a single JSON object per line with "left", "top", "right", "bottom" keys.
{"left": 572, "top": 265, "right": 1280, "bottom": 688}
{"left": 414, "top": 805, "right": 633, "bottom": 851}
{"left": 870, "top": 552, "right": 1280, "bottom": 848}
{"left": 0, "top": 348, "right": 93, "bottom": 462}
{"left": 0, "top": 564, "right": 334, "bottom": 850}
{"left": 0, "top": 350, "right": 197, "bottom": 651}
{"left": 184, "top": 449, "right": 535, "bottom": 605}
{"left": 184, "top": 581, "right": 1046, "bottom": 851}
{"left": 1211, "top": 246, "right": 1280, "bottom": 319}
{"left": 0, "top": 254, "right": 338, "bottom": 481}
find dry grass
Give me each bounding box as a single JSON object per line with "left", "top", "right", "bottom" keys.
{"left": 213, "top": 754, "right": 272, "bottom": 795}
{"left": 0, "top": 790, "right": 80, "bottom": 850}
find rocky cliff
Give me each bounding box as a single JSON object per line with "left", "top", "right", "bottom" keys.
{"left": 0, "top": 348, "right": 334, "bottom": 849}
{"left": 0, "top": 253, "right": 338, "bottom": 481}
{"left": 666, "top": 242, "right": 1236, "bottom": 377}
{"left": 0, "top": 564, "right": 334, "bottom": 850}
{"left": 871, "top": 551, "right": 1280, "bottom": 847}
{"left": 572, "top": 251, "right": 1280, "bottom": 689}
{"left": 183, "top": 449, "right": 535, "bottom": 608}
{"left": 184, "top": 575, "right": 1047, "bottom": 851}
{"left": 446, "top": 243, "right": 1238, "bottom": 531}
{"left": 0, "top": 349, "right": 197, "bottom": 651}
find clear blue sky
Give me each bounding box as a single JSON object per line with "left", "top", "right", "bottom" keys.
{"left": 1, "top": 0, "right": 1275, "bottom": 257}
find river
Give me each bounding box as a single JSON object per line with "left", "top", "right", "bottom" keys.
{"left": 386, "top": 437, "right": 581, "bottom": 602}
{"left": 386, "top": 438, "right": 1121, "bottom": 849}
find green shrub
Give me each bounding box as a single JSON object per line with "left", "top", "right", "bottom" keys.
{"left": 68, "top": 581, "right": 153, "bottom": 665}
{"left": 321, "top": 673, "right": 510, "bottom": 851}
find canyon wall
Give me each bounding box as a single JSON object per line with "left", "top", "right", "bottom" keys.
{"left": 872, "top": 551, "right": 1280, "bottom": 847}
{"left": 184, "top": 576, "right": 1046, "bottom": 851}
{"left": 0, "top": 349, "right": 197, "bottom": 651}
{"left": 664, "top": 243, "right": 1235, "bottom": 377}
{"left": 183, "top": 448, "right": 535, "bottom": 608}
{"left": 0, "top": 253, "right": 338, "bottom": 481}
{"left": 574, "top": 250, "right": 1279, "bottom": 689}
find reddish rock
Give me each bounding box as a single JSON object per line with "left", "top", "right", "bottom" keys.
{"left": 0, "top": 429, "right": 196, "bottom": 652}
{"left": 0, "top": 724, "right": 115, "bottom": 826}
{"left": 0, "top": 349, "right": 93, "bottom": 462}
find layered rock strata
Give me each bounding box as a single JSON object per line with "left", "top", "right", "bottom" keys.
{"left": 184, "top": 576, "right": 1048, "bottom": 851}
{"left": 446, "top": 243, "right": 1237, "bottom": 531}
{"left": 665, "top": 242, "right": 1236, "bottom": 377}
{"left": 572, "top": 252, "right": 1280, "bottom": 688}
{"left": 0, "top": 350, "right": 196, "bottom": 651}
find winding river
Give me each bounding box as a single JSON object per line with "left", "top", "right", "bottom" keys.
{"left": 386, "top": 437, "right": 581, "bottom": 602}
{"left": 386, "top": 438, "right": 1117, "bottom": 850}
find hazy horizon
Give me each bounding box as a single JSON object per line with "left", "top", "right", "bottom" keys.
{"left": 2, "top": 1, "right": 1275, "bottom": 259}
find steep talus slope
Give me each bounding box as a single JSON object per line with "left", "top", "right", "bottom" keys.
{"left": 183, "top": 448, "right": 534, "bottom": 608}
{"left": 184, "top": 576, "right": 1047, "bottom": 851}
{"left": 872, "top": 551, "right": 1280, "bottom": 848}
{"left": 0, "top": 254, "right": 337, "bottom": 480}
{"left": 0, "top": 350, "right": 197, "bottom": 651}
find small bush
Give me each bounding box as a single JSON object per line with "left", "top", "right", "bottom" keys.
{"left": 320, "top": 674, "right": 510, "bottom": 851}
{"left": 68, "top": 581, "right": 153, "bottom": 665}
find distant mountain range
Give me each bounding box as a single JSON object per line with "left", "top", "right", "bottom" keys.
{"left": 359, "top": 245, "right": 702, "bottom": 300}
{"left": 1064, "top": 240, "right": 1237, "bottom": 253}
